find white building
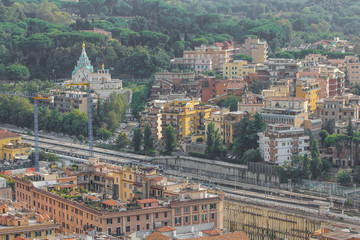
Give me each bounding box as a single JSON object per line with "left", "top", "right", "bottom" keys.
{"left": 68, "top": 43, "right": 125, "bottom": 99}
{"left": 258, "top": 124, "right": 310, "bottom": 165}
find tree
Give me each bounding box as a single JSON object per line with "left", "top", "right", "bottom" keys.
{"left": 322, "top": 119, "right": 335, "bottom": 134}
{"left": 97, "top": 127, "right": 112, "bottom": 140}
{"left": 239, "top": 149, "right": 261, "bottom": 164}
{"left": 353, "top": 166, "right": 360, "bottom": 186}
{"left": 132, "top": 128, "right": 142, "bottom": 152}
{"left": 234, "top": 54, "right": 253, "bottom": 62}
{"left": 206, "top": 122, "right": 215, "bottom": 156}
{"left": 116, "top": 132, "right": 130, "bottom": 148}
{"left": 206, "top": 123, "right": 226, "bottom": 160}
{"left": 310, "top": 140, "right": 322, "bottom": 179}
{"left": 336, "top": 168, "right": 352, "bottom": 186}
{"left": 164, "top": 125, "right": 177, "bottom": 155}
{"left": 346, "top": 116, "right": 354, "bottom": 137}
{"left": 5, "top": 63, "right": 30, "bottom": 81}
{"left": 143, "top": 123, "right": 154, "bottom": 154}
{"left": 319, "top": 130, "right": 329, "bottom": 148}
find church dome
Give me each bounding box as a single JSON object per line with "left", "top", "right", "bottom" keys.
{"left": 72, "top": 42, "right": 94, "bottom": 75}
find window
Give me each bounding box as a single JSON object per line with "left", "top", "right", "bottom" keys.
{"left": 118, "top": 217, "right": 121, "bottom": 223}
{"left": 107, "top": 218, "right": 112, "bottom": 224}
{"left": 25, "top": 232, "right": 31, "bottom": 238}
{"left": 146, "top": 223, "right": 150, "bottom": 229}
{"left": 137, "top": 225, "right": 140, "bottom": 231}
{"left": 176, "top": 208, "right": 180, "bottom": 214}
{"left": 124, "top": 183, "right": 127, "bottom": 188}
{"left": 202, "top": 205, "right": 207, "bottom": 210}
{"left": 194, "top": 215, "right": 198, "bottom": 222}
{"left": 146, "top": 214, "right": 149, "bottom": 220}
{"left": 211, "top": 213, "right": 215, "bottom": 219}
{"left": 137, "top": 215, "right": 140, "bottom": 221}
{"left": 185, "top": 216, "right": 189, "bottom": 223}
{"left": 194, "top": 206, "right": 198, "bottom": 212}
{"left": 126, "top": 226, "right": 130, "bottom": 232}
{"left": 164, "top": 212, "right": 168, "bottom": 218}
{"left": 175, "top": 217, "right": 181, "bottom": 224}
{"left": 210, "top": 203, "right": 216, "bottom": 209}
{"left": 108, "top": 228, "right": 111, "bottom": 234}
{"left": 185, "top": 207, "right": 189, "bottom": 213}
{"left": 155, "top": 213, "right": 159, "bottom": 218}
{"left": 35, "top": 231, "right": 42, "bottom": 237}
{"left": 127, "top": 216, "right": 130, "bottom": 222}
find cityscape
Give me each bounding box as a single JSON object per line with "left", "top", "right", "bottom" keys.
{"left": 1, "top": 0, "right": 360, "bottom": 239}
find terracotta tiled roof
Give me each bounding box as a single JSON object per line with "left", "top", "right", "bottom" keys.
{"left": 0, "top": 129, "right": 19, "bottom": 139}
{"left": 227, "top": 81, "right": 246, "bottom": 90}
{"left": 156, "top": 226, "right": 176, "bottom": 232}
{"left": 87, "top": 196, "right": 100, "bottom": 201}
{"left": 40, "top": 213, "right": 50, "bottom": 221}
{"left": 187, "top": 232, "right": 250, "bottom": 240}
{"left": 102, "top": 199, "right": 120, "bottom": 206}
{"left": 57, "top": 184, "right": 76, "bottom": 189}
{"left": 202, "top": 229, "right": 223, "bottom": 236}
{"left": 137, "top": 199, "right": 158, "bottom": 204}
{"left": 0, "top": 204, "right": 8, "bottom": 209}
{"left": 151, "top": 176, "right": 164, "bottom": 182}
{"left": 144, "top": 232, "right": 171, "bottom": 240}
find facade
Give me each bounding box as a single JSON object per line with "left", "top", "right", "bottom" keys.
{"left": 183, "top": 40, "right": 235, "bottom": 71}
{"left": 239, "top": 37, "right": 268, "bottom": 64}
{"left": 264, "top": 97, "right": 307, "bottom": 113}
{"left": 0, "top": 177, "right": 11, "bottom": 200}
{"left": 258, "top": 124, "right": 310, "bottom": 165}
{"left": 264, "top": 58, "right": 301, "bottom": 82}
{"left": 38, "top": 90, "right": 97, "bottom": 114}
{"left": 295, "top": 78, "right": 320, "bottom": 114}
{"left": 238, "top": 93, "right": 264, "bottom": 116}
{"left": 155, "top": 72, "right": 196, "bottom": 86}
{"left": 317, "top": 95, "right": 360, "bottom": 123}
{"left": 319, "top": 65, "right": 345, "bottom": 97}
{"left": 0, "top": 130, "right": 31, "bottom": 161}
{"left": 140, "top": 100, "right": 168, "bottom": 140}
{"left": 0, "top": 203, "right": 58, "bottom": 240}
{"left": 222, "top": 60, "right": 255, "bottom": 79}
{"left": 200, "top": 78, "right": 229, "bottom": 103}
{"left": 13, "top": 175, "right": 223, "bottom": 238}
{"left": 195, "top": 59, "right": 212, "bottom": 73}
{"left": 69, "top": 43, "right": 123, "bottom": 99}
{"left": 161, "top": 99, "right": 211, "bottom": 140}
{"left": 346, "top": 56, "right": 360, "bottom": 86}
{"left": 261, "top": 107, "right": 308, "bottom": 128}
{"left": 204, "top": 109, "right": 230, "bottom": 143}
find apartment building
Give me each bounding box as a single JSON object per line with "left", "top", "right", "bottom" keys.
{"left": 258, "top": 124, "right": 310, "bottom": 165}
{"left": 239, "top": 37, "right": 268, "bottom": 64}
{"left": 200, "top": 77, "right": 229, "bottom": 103}
{"left": 161, "top": 99, "right": 211, "bottom": 140}
{"left": 265, "top": 58, "right": 301, "bottom": 82}
{"left": 13, "top": 175, "right": 224, "bottom": 238}
{"left": 204, "top": 108, "right": 230, "bottom": 143}
{"left": 0, "top": 202, "right": 58, "bottom": 240}
{"left": 238, "top": 93, "right": 264, "bottom": 116}
{"left": 183, "top": 40, "right": 235, "bottom": 71}
{"left": 155, "top": 72, "right": 196, "bottom": 85}
{"left": 346, "top": 56, "right": 360, "bottom": 85}
{"left": 261, "top": 107, "right": 308, "bottom": 128}
{"left": 317, "top": 95, "right": 360, "bottom": 123}
{"left": 320, "top": 65, "right": 345, "bottom": 97}
{"left": 195, "top": 59, "right": 212, "bottom": 73}
{"left": 222, "top": 60, "right": 255, "bottom": 79}
{"left": 295, "top": 78, "right": 320, "bottom": 114}
{"left": 141, "top": 100, "right": 168, "bottom": 140}
{"left": 264, "top": 97, "right": 308, "bottom": 113}
{"left": 0, "top": 129, "right": 31, "bottom": 161}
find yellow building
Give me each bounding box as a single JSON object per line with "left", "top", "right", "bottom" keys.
{"left": 161, "top": 99, "right": 212, "bottom": 140}
{"left": 223, "top": 60, "right": 255, "bottom": 79}
{"left": 0, "top": 130, "right": 31, "bottom": 161}
{"left": 112, "top": 167, "right": 158, "bottom": 202}
{"left": 295, "top": 78, "right": 320, "bottom": 114}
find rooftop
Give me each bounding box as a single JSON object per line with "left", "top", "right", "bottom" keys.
{"left": 0, "top": 129, "right": 19, "bottom": 139}
{"left": 145, "top": 231, "right": 171, "bottom": 240}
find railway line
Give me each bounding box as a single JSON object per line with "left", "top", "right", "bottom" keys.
{"left": 13, "top": 130, "right": 360, "bottom": 221}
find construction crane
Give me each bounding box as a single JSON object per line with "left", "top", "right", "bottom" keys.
{"left": 33, "top": 95, "right": 53, "bottom": 171}
{"left": 65, "top": 82, "right": 94, "bottom": 158}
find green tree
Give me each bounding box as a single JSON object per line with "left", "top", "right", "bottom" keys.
{"left": 143, "top": 123, "right": 154, "bottom": 154}
{"left": 239, "top": 149, "right": 261, "bottom": 164}
{"left": 346, "top": 116, "right": 354, "bottom": 138}
{"left": 206, "top": 122, "right": 215, "bottom": 156}
{"left": 322, "top": 119, "right": 335, "bottom": 134}
{"left": 164, "top": 125, "right": 177, "bottom": 155}
{"left": 234, "top": 54, "right": 253, "bottom": 62}
{"left": 319, "top": 130, "right": 329, "bottom": 148}
{"left": 96, "top": 127, "right": 112, "bottom": 140}
{"left": 132, "top": 128, "right": 143, "bottom": 153}
{"left": 5, "top": 63, "right": 30, "bottom": 81}
{"left": 336, "top": 168, "right": 352, "bottom": 186}
{"left": 310, "top": 140, "right": 322, "bottom": 179}
{"left": 353, "top": 166, "right": 360, "bottom": 186}
{"left": 116, "top": 132, "right": 130, "bottom": 148}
